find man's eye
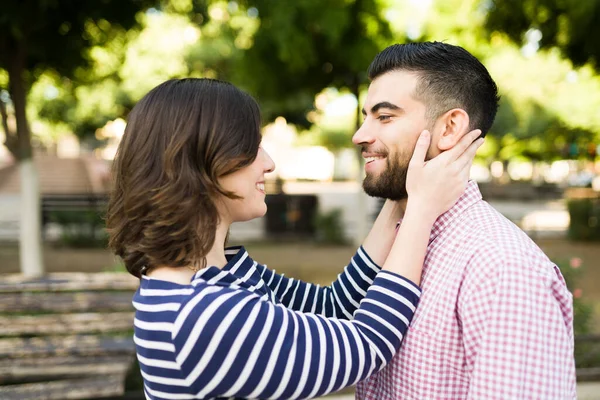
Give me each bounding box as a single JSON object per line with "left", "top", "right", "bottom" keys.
{"left": 378, "top": 115, "right": 391, "bottom": 121}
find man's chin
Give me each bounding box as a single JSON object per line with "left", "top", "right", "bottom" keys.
{"left": 362, "top": 182, "right": 407, "bottom": 200}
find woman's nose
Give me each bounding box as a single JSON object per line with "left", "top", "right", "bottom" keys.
{"left": 262, "top": 148, "right": 275, "bottom": 173}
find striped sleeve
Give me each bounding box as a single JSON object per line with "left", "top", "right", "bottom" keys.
{"left": 257, "top": 246, "right": 382, "bottom": 319}
{"left": 141, "top": 271, "right": 421, "bottom": 400}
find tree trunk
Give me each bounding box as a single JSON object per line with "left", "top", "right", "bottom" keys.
{"left": 0, "top": 99, "right": 18, "bottom": 158}
{"left": 8, "top": 46, "right": 44, "bottom": 277}
{"left": 351, "top": 79, "right": 368, "bottom": 247}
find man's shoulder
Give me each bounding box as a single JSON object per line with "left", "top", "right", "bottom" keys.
{"left": 455, "top": 200, "right": 553, "bottom": 271}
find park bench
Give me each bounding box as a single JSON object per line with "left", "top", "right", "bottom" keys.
{"left": 41, "top": 194, "right": 108, "bottom": 240}
{"left": 0, "top": 272, "right": 140, "bottom": 400}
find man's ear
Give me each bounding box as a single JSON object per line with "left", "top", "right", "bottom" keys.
{"left": 436, "top": 108, "right": 470, "bottom": 151}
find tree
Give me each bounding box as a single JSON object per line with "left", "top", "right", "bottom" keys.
{"left": 0, "top": 0, "right": 156, "bottom": 276}
{"left": 220, "top": 0, "right": 395, "bottom": 243}
{"left": 485, "top": 0, "right": 600, "bottom": 70}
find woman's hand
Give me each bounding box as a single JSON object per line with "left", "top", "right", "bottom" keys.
{"left": 405, "top": 129, "right": 484, "bottom": 222}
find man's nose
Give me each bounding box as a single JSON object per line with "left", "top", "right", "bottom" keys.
{"left": 352, "top": 122, "right": 374, "bottom": 146}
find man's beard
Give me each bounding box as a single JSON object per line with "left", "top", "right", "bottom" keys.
{"left": 362, "top": 152, "right": 410, "bottom": 200}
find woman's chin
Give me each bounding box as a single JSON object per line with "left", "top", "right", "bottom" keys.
{"left": 232, "top": 205, "right": 267, "bottom": 223}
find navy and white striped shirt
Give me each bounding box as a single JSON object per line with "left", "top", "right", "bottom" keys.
{"left": 133, "top": 246, "right": 421, "bottom": 400}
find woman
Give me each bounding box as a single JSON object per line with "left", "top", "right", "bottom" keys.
{"left": 107, "top": 78, "right": 482, "bottom": 400}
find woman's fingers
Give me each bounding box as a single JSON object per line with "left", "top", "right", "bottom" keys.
{"left": 408, "top": 130, "right": 431, "bottom": 169}
{"left": 439, "top": 129, "right": 482, "bottom": 164}
{"left": 457, "top": 138, "right": 485, "bottom": 171}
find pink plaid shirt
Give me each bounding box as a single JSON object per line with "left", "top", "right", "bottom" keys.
{"left": 356, "top": 181, "right": 576, "bottom": 399}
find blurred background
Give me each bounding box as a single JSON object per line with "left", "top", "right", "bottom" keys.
{"left": 1, "top": 0, "right": 600, "bottom": 398}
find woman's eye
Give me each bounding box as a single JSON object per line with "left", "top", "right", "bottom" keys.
{"left": 378, "top": 115, "right": 391, "bottom": 121}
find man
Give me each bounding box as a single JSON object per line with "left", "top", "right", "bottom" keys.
{"left": 354, "top": 42, "right": 576, "bottom": 399}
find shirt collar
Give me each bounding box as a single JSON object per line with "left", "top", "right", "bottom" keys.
{"left": 397, "top": 180, "right": 482, "bottom": 243}
{"left": 191, "top": 245, "right": 254, "bottom": 284}
{"left": 429, "top": 180, "right": 482, "bottom": 242}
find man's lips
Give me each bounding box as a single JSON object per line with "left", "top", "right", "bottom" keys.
{"left": 362, "top": 152, "right": 387, "bottom": 164}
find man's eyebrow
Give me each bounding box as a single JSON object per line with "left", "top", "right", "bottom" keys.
{"left": 362, "top": 101, "right": 402, "bottom": 116}
{"left": 371, "top": 101, "right": 401, "bottom": 113}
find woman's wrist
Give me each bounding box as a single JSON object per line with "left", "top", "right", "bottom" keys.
{"left": 404, "top": 198, "right": 438, "bottom": 226}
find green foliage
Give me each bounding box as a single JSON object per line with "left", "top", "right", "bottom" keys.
{"left": 567, "top": 198, "right": 600, "bottom": 241}
{"left": 0, "top": 0, "right": 157, "bottom": 80}
{"left": 227, "top": 0, "right": 394, "bottom": 126}
{"left": 415, "top": 0, "right": 600, "bottom": 161}
{"left": 555, "top": 257, "right": 598, "bottom": 368}
{"left": 314, "top": 208, "right": 347, "bottom": 245}
{"left": 485, "top": 0, "right": 600, "bottom": 69}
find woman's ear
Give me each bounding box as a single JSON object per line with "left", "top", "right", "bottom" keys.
{"left": 437, "top": 108, "right": 470, "bottom": 152}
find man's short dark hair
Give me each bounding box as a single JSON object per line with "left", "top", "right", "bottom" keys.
{"left": 368, "top": 42, "right": 500, "bottom": 136}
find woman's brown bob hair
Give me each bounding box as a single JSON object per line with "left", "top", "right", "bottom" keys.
{"left": 107, "top": 78, "right": 262, "bottom": 278}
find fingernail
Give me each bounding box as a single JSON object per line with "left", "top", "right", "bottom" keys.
{"left": 419, "top": 130, "right": 430, "bottom": 141}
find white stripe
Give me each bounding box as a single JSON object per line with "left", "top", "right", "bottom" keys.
{"left": 239, "top": 263, "right": 256, "bottom": 284}
{"left": 246, "top": 305, "right": 290, "bottom": 398}
{"left": 137, "top": 353, "right": 179, "bottom": 369}
{"left": 272, "top": 273, "right": 285, "bottom": 294}
{"left": 342, "top": 268, "right": 367, "bottom": 297}
{"left": 266, "top": 269, "right": 276, "bottom": 286}
{"left": 352, "top": 320, "right": 388, "bottom": 363}
{"left": 288, "top": 313, "right": 313, "bottom": 399}
{"left": 337, "top": 276, "right": 361, "bottom": 309}
{"left": 172, "top": 286, "right": 222, "bottom": 337}
{"left": 351, "top": 258, "right": 374, "bottom": 285}
{"left": 322, "top": 317, "right": 342, "bottom": 395}
{"left": 224, "top": 248, "right": 239, "bottom": 255}
{"left": 140, "top": 288, "right": 194, "bottom": 296}
{"left": 310, "top": 285, "right": 320, "bottom": 314}
{"left": 279, "top": 278, "right": 294, "bottom": 299}
{"left": 143, "top": 292, "right": 254, "bottom": 387}
{"left": 144, "top": 384, "right": 195, "bottom": 399}
{"left": 134, "top": 318, "right": 173, "bottom": 332}
{"left": 359, "top": 298, "right": 410, "bottom": 327}
{"left": 207, "top": 270, "right": 236, "bottom": 285}
{"left": 377, "top": 272, "right": 421, "bottom": 297}
{"left": 287, "top": 280, "right": 302, "bottom": 309}
{"left": 176, "top": 290, "right": 239, "bottom": 364}
{"left": 357, "top": 247, "right": 380, "bottom": 273}
{"left": 298, "top": 283, "right": 311, "bottom": 312}
{"left": 345, "top": 320, "right": 367, "bottom": 383}
{"left": 228, "top": 251, "right": 249, "bottom": 274}
{"left": 330, "top": 318, "right": 353, "bottom": 389}
{"left": 183, "top": 295, "right": 258, "bottom": 385}
{"left": 305, "top": 314, "right": 328, "bottom": 399}
{"left": 369, "top": 286, "right": 416, "bottom": 312}
{"left": 133, "top": 301, "right": 180, "bottom": 312}
{"left": 221, "top": 305, "right": 275, "bottom": 396}
{"left": 331, "top": 285, "right": 353, "bottom": 319}
{"left": 270, "top": 312, "right": 299, "bottom": 399}
{"left": 196, "top": 300, "right": 263, "bottom": 397}
{"left": 355, "top": 309, "right": 403, "bottom": 348}
{"left": 258, "top": 263, "right": 267, "bottom": 277}
{"left": 134, "top": 335, "right": 175, "bottom": 352}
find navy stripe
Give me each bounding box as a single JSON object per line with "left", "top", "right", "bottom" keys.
{"left": 133, "top": 248, "right": 421, "bottom": 399}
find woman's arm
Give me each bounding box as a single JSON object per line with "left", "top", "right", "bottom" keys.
{"left": 137, "top": 130, "right": 484, "bottom": 400}
{"left": 144, "top": 269, "right": 419, "bottom": 400}
{"left": 260, "top": 129, "right": 482, "bottom": 316}
{"left": 256, "top": 245, "right": 384, "bottom": 319}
